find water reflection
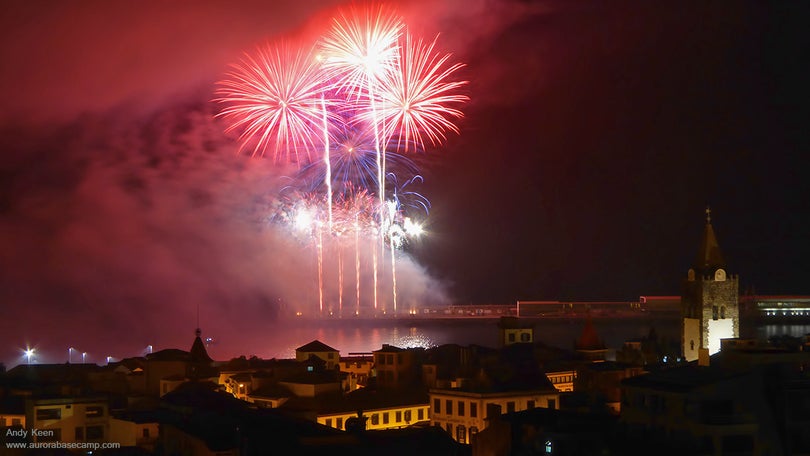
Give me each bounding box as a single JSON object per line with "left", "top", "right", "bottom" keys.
{"left": 231, "top": 320, "right": 809, "bottom": 361}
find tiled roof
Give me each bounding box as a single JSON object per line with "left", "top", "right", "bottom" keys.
{"left": 373, "top": 344, "right": 404, "bottom": 353}
{"left": 296, "top": 340, "right": 339, "bottom": 353}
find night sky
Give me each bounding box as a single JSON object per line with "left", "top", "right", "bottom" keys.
{"left": 2, "top": 1, "right": 809, "bottom": 366}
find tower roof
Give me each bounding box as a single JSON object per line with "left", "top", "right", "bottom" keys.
{"left": 694, "top": 207, "right": 726, "bottom": 273}
{"left": 190, "top": 328, "right": 213, "bottom": 364}
{"left": 575, "top": 317, "right": 605, "bottom": 351}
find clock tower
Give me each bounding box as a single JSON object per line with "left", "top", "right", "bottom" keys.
{"left": 681, "top": 208, "right": 739, "bottom": 363}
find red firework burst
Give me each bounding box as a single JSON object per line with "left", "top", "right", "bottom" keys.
{"left": 318, "top": 4, "right": 404, "bottom": 100}
{"left": 215, "top": 44, "right": 331, "bottom": 164}
{"left": 374, "top": 33, "right": 469, "bottom": 152}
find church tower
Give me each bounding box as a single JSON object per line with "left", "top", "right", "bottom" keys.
{"left": 681, "top": 208, "right": 739, "bottom": 362}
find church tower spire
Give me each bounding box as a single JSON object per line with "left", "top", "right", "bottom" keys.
{"left": 681, "top": 208, "right": 739, "bottom": 364}
{"left": 694, "top": 206, "right": 726, "bottom": 275}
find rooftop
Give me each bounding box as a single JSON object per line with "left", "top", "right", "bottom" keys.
{"left": 296, "top": 340, "right": 339, "bottom": 353}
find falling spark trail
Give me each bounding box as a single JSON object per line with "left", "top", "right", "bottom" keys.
{"left": 390, "top": 232, "right": 397, "bottom": 313}
{"left": 322, "top": 96, "right": 333, "bottom": 230}
{"left": 355, "top": 213, "right": 361, "bottom": 314}
{"left": 317, "top": 224, "right": 324, "bottom": 314}
{"left": 372, "top": 234, "right": 378, "bottom": 310}
{"left": 338, "top": 244, "right": 344, "bottom": 314}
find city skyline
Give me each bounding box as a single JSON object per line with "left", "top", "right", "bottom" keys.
{"left": 1, "top": 1, "right": 809, "bottom": 366}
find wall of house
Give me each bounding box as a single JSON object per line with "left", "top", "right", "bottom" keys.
{"left": 27, "top": 399, "right": 109, "bottom": 444}
{"left": 318, "top": 404, "right": 429, "bottom": 431}
{"left": 430, "top": 391, "right": 559, "bottom": 444}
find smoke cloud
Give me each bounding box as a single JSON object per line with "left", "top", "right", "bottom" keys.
{"left": 0, "top": 0, "right": 551, "bottom": 365}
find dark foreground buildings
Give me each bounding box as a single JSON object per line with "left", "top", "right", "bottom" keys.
{"left": 1, "top": 210, "right": 809, "bottom": 455}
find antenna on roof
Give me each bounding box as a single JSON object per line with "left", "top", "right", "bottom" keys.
{"left": 195, "top": 302, "right": 201, "bottom": 338}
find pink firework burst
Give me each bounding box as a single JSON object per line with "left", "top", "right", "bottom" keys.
{"left": 318, "top": 4, "right": 404, "bottom": 100}
{"left": 215, "top": 44, "right": 331, "bottom": 164}
{"left": 374, "top": 33, "right": 469, "bottom": 152}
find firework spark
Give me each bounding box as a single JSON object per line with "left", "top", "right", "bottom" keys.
{"left": 318, "top": 5, "right": 404, "bottom": 100}
{"left": 374, "top": 33, "right": 469, "bottom": 152}
{"left": 213, "top": 4, "right": 466, "bottom": 318}
{"left": 215, "top": 44, "right": 334, "bottom": 164}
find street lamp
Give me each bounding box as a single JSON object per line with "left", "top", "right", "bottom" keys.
{"left": 68, "top": 347, "right": 74, "bottom": 364}
{"left": 82, "top": 352, "right": 87, "bottom": 363}
{"left": 24, "top": 348, "right": 35, "bottom": 365}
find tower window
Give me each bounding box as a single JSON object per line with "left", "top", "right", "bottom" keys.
{"left": 720, "top": 306, "right": 726, "bottom": 319}
{"left": 712, "top": 306, "right": 718, "bottom": 320}
{"left": 690, "top": 340, "right": 695, "bottom": 351}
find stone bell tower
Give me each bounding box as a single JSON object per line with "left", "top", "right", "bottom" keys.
{"left": 681, "top": 208, "right": 739, "bottom": 363}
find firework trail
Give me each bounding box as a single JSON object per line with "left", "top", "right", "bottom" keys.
{"left": 320, "top": 6, "right": 404, "bottom": 307}
{"left": 321, "top": 96, "right": 333, "bottom": 230}
{"left": 384, "top": 174, "right": 429, "bottom": 313}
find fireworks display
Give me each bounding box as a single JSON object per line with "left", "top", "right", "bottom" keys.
{"left": 216, "top": 4, "right": 467, "bottom": 317}
{"left": 215, "top": 44, "right": 335, "bottom": 164}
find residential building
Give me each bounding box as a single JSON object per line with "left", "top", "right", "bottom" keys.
{"left": 0, "top": 395, "right": 25, "bottom": 428}
{"left": 296, "top": 340, "right": 340, "bottom": 370}
{"left": 430, "top": 370, "right": 560, "bottom": 444}
{"left": 472, "top": 407, "right": 617, "bottom": 456}
{"left": 25, "top": 396, "right": 110, "bottom": 445}
{"left": 497, "top": 317, "right": 534, "bottom": 347}
{"left": 145, "top": 328, "right": 218, "bottom": 397}
{"left": 339, "top": 353, "right": 374, "bottom": 390}
{"left": 374, "top": 344, "right": 417, "bottom": 389}
{"left": 544, "top": 369, "right": 577, "bottom": 392}
{"left": 315, "top": 387, "right": 430, "bottom": 431}
{"left": 619, "top": 358, "right": 810, "bottom": 455}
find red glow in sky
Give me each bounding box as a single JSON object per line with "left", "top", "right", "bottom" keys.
{"left": 2, "top": 1, "right": 809, "bottom": 368}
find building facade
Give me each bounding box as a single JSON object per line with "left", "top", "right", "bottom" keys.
{"left": 430, "top": 387, "right": 560, "bottom": 444}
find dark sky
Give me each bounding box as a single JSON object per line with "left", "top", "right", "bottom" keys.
{"left": 1, "top": 1, "right": 809, "bottom": 366}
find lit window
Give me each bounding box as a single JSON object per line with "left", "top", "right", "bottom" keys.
{"left": 545, "top": 440, "right": 553, "bottom": 454}
{"left": 85, "top": 406, "right": 104, "bottom": 418}
{"left": 36, "top": 408, "right": 61, "bottom": 421}
{"left": 456, "top": 425, "right": 466, "bottom": 443}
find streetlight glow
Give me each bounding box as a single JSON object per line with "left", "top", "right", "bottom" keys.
{"left": 24, "top": 347, "right": 35, "bottom": 365}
